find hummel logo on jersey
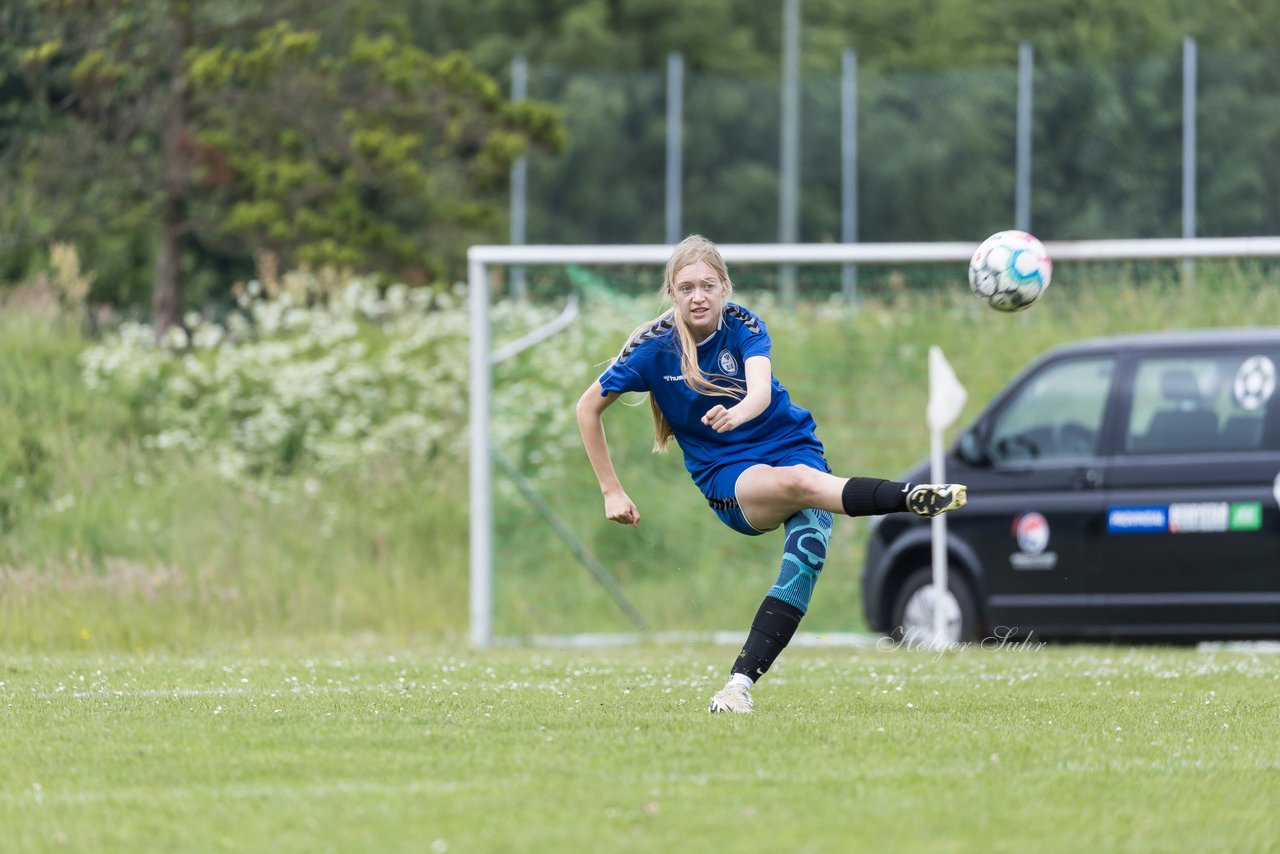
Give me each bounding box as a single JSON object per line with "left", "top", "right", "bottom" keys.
{"left": 663, "top": 375, "right": 685, "bottom": 382}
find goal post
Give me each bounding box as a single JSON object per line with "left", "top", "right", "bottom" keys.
{"left": 468, "top": 236, "right": 1280, "bottom": 649}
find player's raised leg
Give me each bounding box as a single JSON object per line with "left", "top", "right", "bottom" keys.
{"left": 734, "top": 465, "right": 966, "bottom": 532}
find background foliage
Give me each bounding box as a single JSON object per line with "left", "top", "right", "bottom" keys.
{"left": 4, "top": 0, "right": 1280, "bottom": 313}
{"left": 3, "top": 0, "right": 563, "bottom": 329}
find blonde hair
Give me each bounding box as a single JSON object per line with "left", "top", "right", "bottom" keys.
{"left": 617, "top": 234, "right": 743, "bottom": 452}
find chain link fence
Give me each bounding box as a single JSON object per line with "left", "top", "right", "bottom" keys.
{"left": 519, "top": 47, "right": 1280, "bottom": 253}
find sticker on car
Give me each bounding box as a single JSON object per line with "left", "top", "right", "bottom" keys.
{"left": 1233, "top": 355, "right": 1276, "bottom": 410}
{"left": 1010, "top": 512, "right": 1057, "bottom": 569}
{"left": 1168, "top": 502, "right": 1229, "bottom": 533}
{"left": 1107, "top": 506, "right": 1168, "bottom": 533}
{"left": 1229, "top": 502, "right": 1263, "bottom": 531}
{"left": 1109, "top": 503, "right": 1263, "bottom": 534}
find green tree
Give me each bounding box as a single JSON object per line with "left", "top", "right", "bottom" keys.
{"left": 195, "top": 26, "right": 563, "bottom": 282}
{"left": 17, "top": 1, "right": 562, "bottom": 334}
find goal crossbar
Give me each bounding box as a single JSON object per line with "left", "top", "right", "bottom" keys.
{"left": 469, "top": 235, "right": 1280, "bottom": 268}
{"left": 468, "top": 236, "right": 1280, "bottom": 648}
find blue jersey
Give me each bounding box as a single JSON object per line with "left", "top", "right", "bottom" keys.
{"left": 597, "top": 303, "right": 825, "bottom": 497}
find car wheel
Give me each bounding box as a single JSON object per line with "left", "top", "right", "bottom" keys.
{"left": 889, "top": 566, "right": 981, "bottom": 645}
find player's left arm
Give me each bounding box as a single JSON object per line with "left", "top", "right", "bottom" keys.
{"left": 702, "top": 355, "right": 772, "bottom": 433}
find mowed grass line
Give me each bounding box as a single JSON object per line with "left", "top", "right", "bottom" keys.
{"left": 2, "top": 644, "right": 1277, "bottom": 853}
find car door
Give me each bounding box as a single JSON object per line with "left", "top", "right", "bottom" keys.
{"left": 1097, "top": 345, "right": 1280, "bottom": 633}
{"left": 952, "top": 353, "right": 1119, "bottom": 634}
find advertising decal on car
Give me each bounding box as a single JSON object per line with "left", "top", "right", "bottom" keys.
{"left": 1010, "top": 512, "right": 1058, "bottom": 570}
{"left": 1228, "top": 502, "right": 1263, "bottom": 531}
{"left": 1232, "top": 355, "right": 1276, "bottom": 410}
{"left": 1107, "top": 503, "right": 1263, "bottom": 534}
{"left": 1106, "top": 506, "right": 1168, "bottom": 533}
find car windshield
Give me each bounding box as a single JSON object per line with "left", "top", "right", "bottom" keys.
{"left": 988, "top": 356, "right": 1115, "bottom": 462}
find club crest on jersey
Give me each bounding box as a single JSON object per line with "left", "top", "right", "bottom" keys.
{"left": 718, "top": 350, "right": 738, "bottom": 374}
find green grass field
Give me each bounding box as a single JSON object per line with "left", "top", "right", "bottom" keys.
{"left": 4, "top": 641, "right": 1277, "bottom": 852}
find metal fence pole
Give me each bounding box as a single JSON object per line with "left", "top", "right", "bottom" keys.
{"left": 1015, "top": 41, "right": 1033, "bottom": 233}
{"left": 1182, "top": 36, "right": 1198, "bottom": 276}
{"left": 508, "top": 55, "right": 528, "bottom": 300}
{"left": 841, "top": 48, "right": 859, "bottom": 304}
{"left": 665, "top": 52, "right": 684, "bottom": 246}
{"left": 778, "top": 0, "right": 800, "bottom": 306}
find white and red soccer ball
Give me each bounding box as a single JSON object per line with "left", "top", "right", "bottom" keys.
{"left": 968, "top": 230, "right": 1053, "bottom": 312}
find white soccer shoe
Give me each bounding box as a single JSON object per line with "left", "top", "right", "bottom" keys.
{"left": 907, "top": 483, "right": 968, "bottom": 518}
{"left": 708, "top": 681, "right": 754, "bottom": 714}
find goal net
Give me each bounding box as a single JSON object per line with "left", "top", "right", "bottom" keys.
{"left": 469, "top": 238, "right": 1280, "bottom": 648}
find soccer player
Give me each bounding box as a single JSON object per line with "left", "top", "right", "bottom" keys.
{"left": 576, "top": 235, "right": 967, "bottom": 713}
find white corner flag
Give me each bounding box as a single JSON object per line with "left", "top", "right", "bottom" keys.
{"left": 926, "top": 346, "right": 967, "bottom": 648}
{"left": 928, "top": 346, "right": 968, "bottom": 432}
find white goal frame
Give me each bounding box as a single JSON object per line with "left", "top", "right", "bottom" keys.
{"left": 468, "top": 236, "right": 1280, "bottom": 648}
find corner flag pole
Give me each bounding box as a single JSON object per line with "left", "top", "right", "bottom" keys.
{"left": 926, "top": 346, "right": 967, "bottom": 648}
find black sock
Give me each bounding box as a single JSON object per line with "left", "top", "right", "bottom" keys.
{"left": 841, "top": 477, "right": 910, "bottom": 516}
{"left": 730, "top": 596, "right": 805, "bottom": 681}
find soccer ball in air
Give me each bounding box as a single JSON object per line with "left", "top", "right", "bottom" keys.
{"left": 968, "top": 230, "right": 1052, "bottom": 312}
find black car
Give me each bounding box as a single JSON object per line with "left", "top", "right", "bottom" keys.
{"left": 863, "top": 327, "right": 1280, "bottom": 642}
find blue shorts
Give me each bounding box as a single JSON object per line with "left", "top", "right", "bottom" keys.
{"left": 703, "top": 448, "right": 832, "bottom": 536}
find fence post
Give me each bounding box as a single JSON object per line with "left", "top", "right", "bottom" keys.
{"left": 1182, "top": 36, "right": 1198, "bottom": 277}
{"left": 665, "top": 52, "right": 684, "bottom": 246}
{"left": 841, "top": 48, "right": 859, "bottom": 304}
{"left": 778, "top": 0, "right": 800, "bottom": 306}
{"left": 508, "top": 55, "right": 528, "bottom": 300}
{"left": 1015, "top": 41, "right": 1034, "bottom": 233}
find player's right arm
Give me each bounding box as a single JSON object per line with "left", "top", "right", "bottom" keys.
{"left": 576, "top": 380, "right": 640, "bottom": 527}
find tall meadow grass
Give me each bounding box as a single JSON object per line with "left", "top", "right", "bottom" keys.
{"left": 2, "top": 259, "right": 1278, "bottom": 648}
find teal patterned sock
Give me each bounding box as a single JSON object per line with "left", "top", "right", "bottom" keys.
{"left": 766, "top": 508, "right": 832, "bottom": 613}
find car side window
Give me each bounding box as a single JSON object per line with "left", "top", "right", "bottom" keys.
{"left": 988, "top": 357, "right": 1115, "bottom": 463}
{"left": 1125, "top": 352, "right": 1278, "bottom": 454}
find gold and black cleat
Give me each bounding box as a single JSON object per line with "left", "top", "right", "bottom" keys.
{"left": 907, "top": 483, "right": 968, "bottom": 518}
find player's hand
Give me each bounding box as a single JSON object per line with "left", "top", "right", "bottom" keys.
{"left": 702, "top": 404, "right": 747, "bottom": 433}
{"left": 603, "top": 491, "right": 640, "bottom": 527}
